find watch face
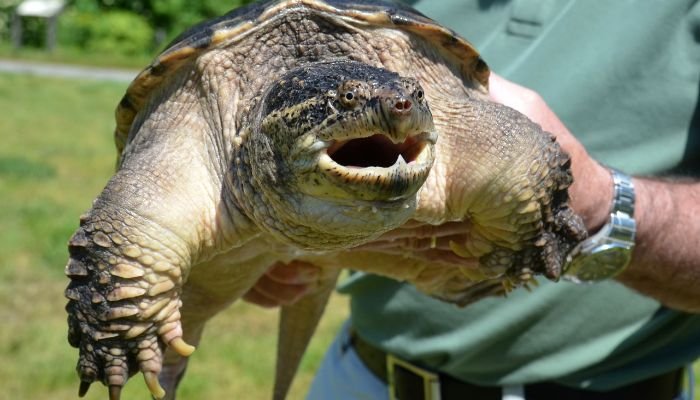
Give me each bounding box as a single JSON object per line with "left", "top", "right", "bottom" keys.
{"left": 564, "top": 245, "right": 632, "bottom": 283}
{"left": 563, "top": 171, "right": 636, "bottom": 284}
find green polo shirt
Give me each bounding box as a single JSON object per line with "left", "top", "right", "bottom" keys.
{"left": 343, "top": 0, "right": 700, "bottom": 390}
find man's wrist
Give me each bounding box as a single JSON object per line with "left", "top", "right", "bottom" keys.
{"left": 563, "top": 169, "right": 636, "bottom": 282}
{"left": 571, "top": 161, "right": 614, "bottom": 233}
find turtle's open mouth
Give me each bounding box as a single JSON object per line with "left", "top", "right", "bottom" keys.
{"left": 313, "top": 130, "right": 436, "bottom": 201}
{"left": 326, "top": 134, "right": 427, "bottom": 168}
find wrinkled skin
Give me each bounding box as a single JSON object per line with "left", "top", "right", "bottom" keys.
{"left": 64, "top": 3, "right": 586, "bottom": 400}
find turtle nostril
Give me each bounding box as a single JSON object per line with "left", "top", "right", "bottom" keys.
{"left": 394, "top": 99, "right": 412, "bottom": 112}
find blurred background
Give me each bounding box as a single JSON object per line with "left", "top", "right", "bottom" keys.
{"left": 0, "top": 0, "right": 347, "bottom": 399}
{"left": 1, "top": 0, "right": 254, "bottom": 65}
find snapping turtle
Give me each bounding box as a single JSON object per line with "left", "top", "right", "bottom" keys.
{"left": 64, "top": 0, "right": 587, "bottom": 398}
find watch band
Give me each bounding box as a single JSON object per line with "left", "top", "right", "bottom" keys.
{"left": 563, "top": 169, "right": 636, "bottom": 283}
{"left": 611, "top": 169, "right": 635, "bottom": 217}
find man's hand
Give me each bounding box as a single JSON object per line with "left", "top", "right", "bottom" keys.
{"left": 489, "top": 74, "right": 612, "bottom": 232}
{"left": 242, "top": 261, "right": 320, "bottom": 308}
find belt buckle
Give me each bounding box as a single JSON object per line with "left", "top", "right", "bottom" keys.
{"left": 387, "top": 353, "right": 441, "bottom": 400}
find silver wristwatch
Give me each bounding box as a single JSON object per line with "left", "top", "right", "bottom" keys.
{"left": 563, "top": 169, "right": 636, "bottom": 283}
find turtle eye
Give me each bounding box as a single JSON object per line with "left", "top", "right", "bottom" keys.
{"left": 400, "top": 78, "right": 424, "bottom": 103}
{"left": 338, "top": 80, "right": 368, "bottom": 109}
{"left": 340, "top": 89, "right": 360, "bottom": 108}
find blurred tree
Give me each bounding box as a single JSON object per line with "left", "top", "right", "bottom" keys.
{"left": 68, "top": 0, "right": 256, "bottom": 44}
{"left": 5, "top": 0, "right": 256, "bottom": 56}
{"left": 58, "top": 8, "right": 153, "bottom": 55}
{"left": 0, "top": 0, "right": 21, "bottom": 42}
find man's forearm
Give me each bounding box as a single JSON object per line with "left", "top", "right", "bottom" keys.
{"left": 617, "top": 178, "right": 700, "bottom": 312}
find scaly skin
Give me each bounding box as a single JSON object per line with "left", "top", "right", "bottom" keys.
{"left": 66, "top": 61, "right": 437, "bottom": 399}
{"left": 305, "top": 98, "right": 587, "bottom": 306}
{"left": 414, "top": 97, "right": 587, "bottom": 303}
{"left": 64, "top": 7, "right": 585, "bottom": 400}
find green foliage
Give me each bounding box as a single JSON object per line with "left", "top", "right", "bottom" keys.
{"left": 64, "top": 0, "right": 257, "bottom": 41}
{"left": 57, "top": 9, "right": 94, "bottom": 49}
{"left": 149, "top": 0, "right": 253, "bottom": 41}
{"left": 0, "top": 0, "right": 56, "bottom": 46}
{"left": 59, "top": 9, "right": 153, "bottom": 55}
{"left": 91, "top": 11, "right": 153, "bottom": 55}
{"left": 18, "top": 15, "right": 51, "bottom": 47}
{"left": 58, "top": 10, "right": 97, "bottom": 48}
{"left": 0, "top": 0, "right": 21, "bottom": 42}
{"left": 0, "top": 0, "right": 21, "bottom": 7}
{"left": 4, "top": 0, "right": 257, "bottom": 57}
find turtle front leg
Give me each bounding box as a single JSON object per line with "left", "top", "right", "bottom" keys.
{"left": 416, "top": 98, "right": 587, "bottom": 302}
{"left": 63, "top": 88, "right": 250, "bottom": 398}
{"left": 65, "top": 206, "right": 196, "bottom": 400}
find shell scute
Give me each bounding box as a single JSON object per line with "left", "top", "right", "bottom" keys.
{"left": 114, "top": 0, "right": 489, "bottom": 161}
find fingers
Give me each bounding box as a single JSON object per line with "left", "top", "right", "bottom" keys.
{"left": 242, "top": 280, "right": 311, "bottom": 308}
{"left": 252, "top": 273, "right": 314, "bottom": 305}
{"left": 242, "top": 287, "right": 288, "bottom": 308}
{"left": 355, "top": 221, "right": 482, "bottom": 268}
{"left": 374, "top": 220, "right": 472, "bottom": 241}
{"left": 398, "top": 219, "right": 430, "bottom": 229}
{"left": 358, "top": 241, "right": 480, "bottom": 268}
{"left": 265, "top": 260, "right": 320, "bottom": 284}
{"left": 489, "top": 73, "right": 571, "bottom": 136}
{"left": 242, "top": 281, "right": 314, "bottom": 308}
{"left": 410, "top": 249, "right": 480, "bottom": 267}
{"left": 243, "top": 261, "right": 321, "bottom": 308}
{"left": 408, "top": 248, "right": 480, "bottom": 267}
{"left": 489, "top": 73, "right": 539, "bottom": 112}
{"left": 357, "top": 230, "right": 472, "bottom": 253}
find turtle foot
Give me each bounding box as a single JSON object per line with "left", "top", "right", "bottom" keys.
{"left": 65, "top": 214, "right": 195, "bottom": 399}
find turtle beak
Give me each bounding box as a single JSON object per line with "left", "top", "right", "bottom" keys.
{"left": 323, "top": 87, "right": 434, "bottom": 170}
{"left": 376, "top": 88, "right": 426, "bottom": 141}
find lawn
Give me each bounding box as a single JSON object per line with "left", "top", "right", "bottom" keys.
{"left": 0, "top": 43, "right": 152, "bottom": 69}
{"left": 0, "top": 72, "right": 348, "bottom": 400}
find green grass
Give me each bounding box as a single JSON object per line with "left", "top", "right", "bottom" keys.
{"left": 0, "top": 42, "right": 152, "bottom": 69}
{"left": 0, "top": 72, "right": 348, "bottom": 400}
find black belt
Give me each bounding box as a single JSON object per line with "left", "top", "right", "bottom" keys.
{"left": 350, "top": 330, "right": 684, "bottom": 400}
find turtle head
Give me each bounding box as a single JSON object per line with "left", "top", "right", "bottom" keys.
{"left": 235, "top": 60, "right": 437, "bottom": 249}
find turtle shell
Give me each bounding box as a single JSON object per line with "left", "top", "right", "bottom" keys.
{"left": 114, "top": 0, "right": 489, "bottom": 159}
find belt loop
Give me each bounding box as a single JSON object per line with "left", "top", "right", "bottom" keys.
{"left": 339, "top": 321, "right": 354, "bottom": 355}
{"left": 502, "top": 385, "right": 525, "bottom": 400}
{"left": 387, "top": 353, "right": 442, "bottom": 400}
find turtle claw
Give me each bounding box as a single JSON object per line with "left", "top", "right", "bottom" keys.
{"left": 144, "top": 371, "right": 166, "bottom": 399}
{"left": 169, "top": 337, "right": 195, "bottom": 357}
{"left": 65, "top": 218, "right": 189, "bottom": 400}
{"left": 78, "top": 381, "right": 92, "bottom": 397}
{"left": 109, "top": 385, "right": 122, "bottom": 400}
